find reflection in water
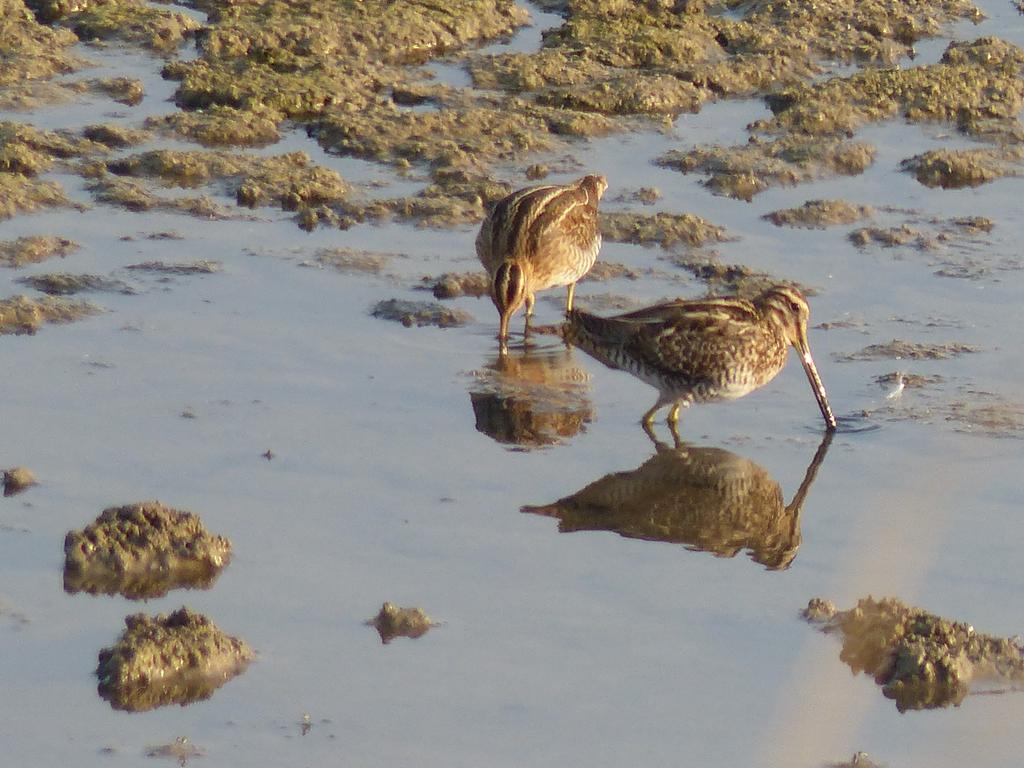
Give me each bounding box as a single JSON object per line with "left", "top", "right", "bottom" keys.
{"left": 523, "top": 432, "right": 832, "bottom": 570}
{"left": 469, "top": 345, "right": 593, "bottom": 448}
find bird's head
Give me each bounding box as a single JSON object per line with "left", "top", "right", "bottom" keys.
{"left": 760, "top": 285, "right": 836, "bottom": 430}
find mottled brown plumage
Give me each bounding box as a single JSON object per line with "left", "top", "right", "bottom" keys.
{"left": 563, "top": 285, "right": 836, "bottom": 432}
{"left": 477, "top": 174, "right": 607, "bottom": 342}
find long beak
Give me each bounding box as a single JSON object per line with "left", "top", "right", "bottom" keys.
{"left": 498, "top": 309, "right": 511, "bottom": 344}
{"left": 795, "top": 330, "right": 837, "bottom": 430}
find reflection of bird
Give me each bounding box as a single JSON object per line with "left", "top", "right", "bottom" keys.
{"left": 562, "top": 284, "right": 836, "bottom": 436}
{"left": 469, "top": 346, "right": 593, "bottom": 448}
{"left": 477, "top": 174, "right": 607, "bottom": 343}
{"left": 523, "top": 432, "right": 832, "bottom": 570}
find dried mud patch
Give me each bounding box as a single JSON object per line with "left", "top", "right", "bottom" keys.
{"left": 64, "top": 501, "right": 232, "bottom": 599}
{"left": 0, "top": 236, "right": 78, "bottom": 267}
{"left": 804, "top": 596, "right": 1024, "bottom": 712}
{"left": 97, "top": 607, "right": 253, "bottom": 711}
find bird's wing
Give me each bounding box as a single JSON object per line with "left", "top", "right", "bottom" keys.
{"left": 624, "top": 299, "right": 763, "bottom": 377}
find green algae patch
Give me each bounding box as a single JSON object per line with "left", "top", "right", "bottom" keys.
{"left": 371, "top": 298, "right": 473, "bottom": 328}
{"left": 2, "top": 466, "right": 38, "bottom": 497}
{"left": 901, "top": 147, "right": 1023, "bottom": 189}
{"left": 0, "top": 293, "right": 100, "bottom": 335}
{"left": 0, "top": 235, "right": 78, "bottom": 267}
{"left": 38, "top": 0, "right": 200, "bottom": 52}
{"left": 600, "top": 211, "right": 727, "bottom": 249}
{"left": 366, "top": 602, "right": 436, "bottom": 644}
{"left": 145, "top": 106, "right": 281, "bottom": 148}
{"left": 763, "top": 199, "right": 874, "bottom": 229}
{"left": 468, "top": 348, "right": 593, "bottom": 448}
{"left": 659, "top": 136, "right": 876, "bottom": 200}
{"left": 804, "top": 596, "right": 1024, "bottom": 712}
{"left": 17, "top": 272, "right": 134, "bottom": 296}
{"left": 97, "top": 607, "right": 254, "bottom": 711}
{"left": 64, "top": 501, "right": 232, "bottom": 600}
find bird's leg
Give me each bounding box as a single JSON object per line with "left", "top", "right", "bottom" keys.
{"left": 522, "top": 292, "right": 535, "bottom": 338}
{"left": 565, "top": 283, "right": 576, "bottom": 313}
{"left": 641, "top": 403, "right": 661, "bottom": 428}
{"left": 666, "top": 403, "right": 684, "bottom": 446}
{"left": 642, "top": 419, "right": 662, "bottom": 447}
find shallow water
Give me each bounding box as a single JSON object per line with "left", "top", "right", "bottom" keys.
{"left": 3, "top": 2, "right": 1024, "bottom": 767}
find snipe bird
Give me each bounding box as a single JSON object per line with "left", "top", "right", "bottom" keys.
{"left": 477, "top": 174, "right": 607, "bottom": 343}
{"left": 563, "top": 284, "right": 837, "bottom": 432}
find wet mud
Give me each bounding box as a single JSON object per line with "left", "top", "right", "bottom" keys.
{"left": 0, "top": 293, "right": 100, "bottom": 334}
{"left": 17, "top": 272, "right": 135, "bottom": 296}
{"left": 367, "top": 602, "right": 436, "bottom": 644}
{"left": 2, "top": 467, "right": 37, "bottom": 497}
{"left": 372, "top": 298, "right": 473, "bottom": 328}
{"left": 763, "top": 200, "right": 874, "bottom": 229}
{"left": 837, "top": 339, "right": 978, "bottom": 361}
{"left": 63, "top": 501, "right": 232, "bottom": 599}
{"left": 0, "top": 236, "right": 78, "bottom": 267}
{"left": 97, "top": 607, "right": 253, "bottom": 712}
{"left": 804, "top": 596, "right": 1024, "bottom": 712}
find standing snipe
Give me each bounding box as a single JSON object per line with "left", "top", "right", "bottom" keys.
{"left": 476, "top": 174, "right": 607, "bottom": 343}
{"left": 563, "top": 284, "right": 837, "bottom": 433}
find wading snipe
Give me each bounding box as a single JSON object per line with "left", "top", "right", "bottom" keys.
{"left": 562, "top": 284, "right": 837, "bottom": 434}
{"left": 476, "top": 174, "right": 607, "bottom": 343}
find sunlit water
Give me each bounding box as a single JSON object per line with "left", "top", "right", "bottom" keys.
{"left": 2, "top": 2, "right": 1024, "bottom": 767}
